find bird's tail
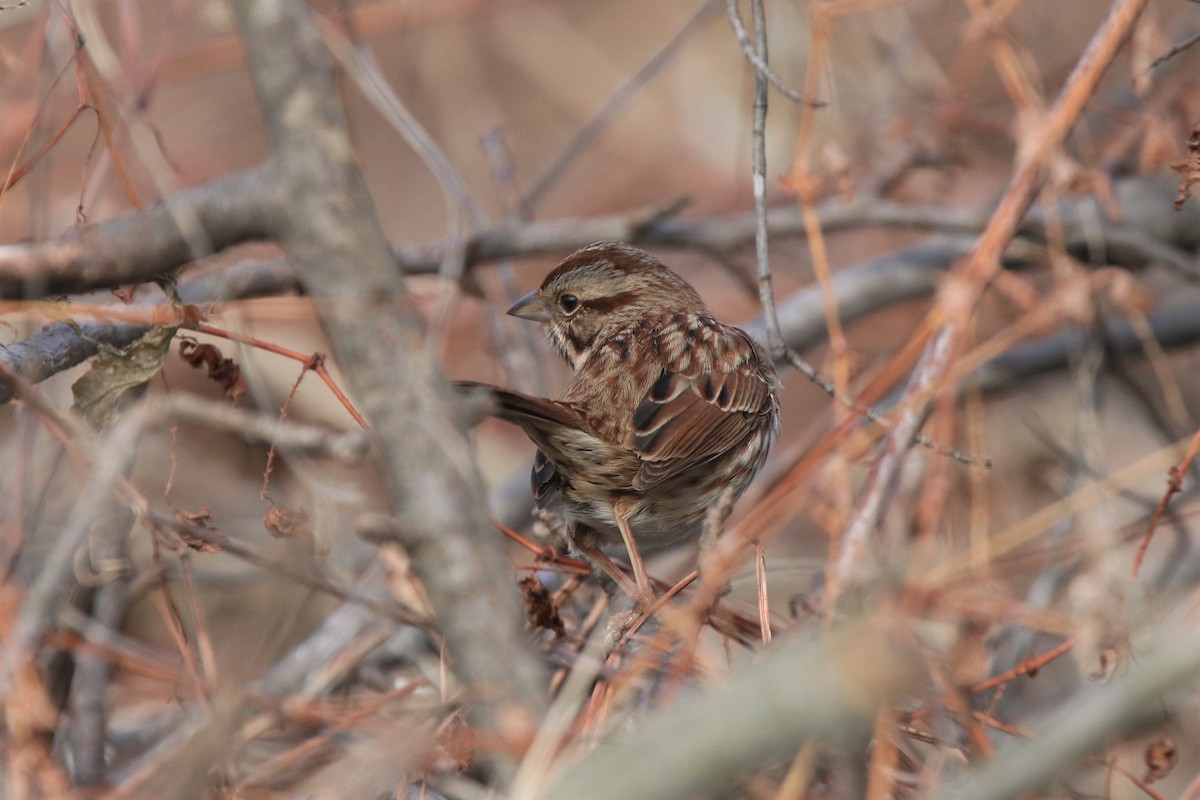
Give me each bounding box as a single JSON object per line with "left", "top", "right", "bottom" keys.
{"left": 454, "top": 381, "right": 581, "bottom": 430}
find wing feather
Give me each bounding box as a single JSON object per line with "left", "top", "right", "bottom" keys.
{"left": 624, "top": 326, "right": 775, "bottom": 490}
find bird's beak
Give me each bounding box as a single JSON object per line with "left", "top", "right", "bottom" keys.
{"left": 507, "top": 289, "right": 551, "bottom": 322}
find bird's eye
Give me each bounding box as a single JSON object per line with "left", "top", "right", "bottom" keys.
{"left": 558, "top": 293, "right": 580, "bottom": 315}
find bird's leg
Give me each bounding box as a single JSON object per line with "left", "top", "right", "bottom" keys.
{"left": 611, "top": 499, "right": 654, "bottom": 605}
{"left": 576, "top": 543, "right": 643, "bottom": 602}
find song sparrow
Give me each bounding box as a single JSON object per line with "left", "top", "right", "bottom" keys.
{"left": 461, "top": 242, "right": 780, "bottom": 602}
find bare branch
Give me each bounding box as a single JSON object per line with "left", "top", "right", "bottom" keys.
{"left": 232, "top": 0, "right": 547, "bottom": 771}
{"left": 1149, "top": 30, "right": 1200, "bottom": 69}
{"left": 0, "top": 173, "right": 1194, "bottom": 303}
{"left": 0, "top": 167, "right": 278, "bottom": 299}
{"left": 968, "top": 302, "right": 1200, "bottom": 393}
{"left": 832, "top": 329, "right": 951, "bottom": 611}
{"left": 550, "top": 619, "right": 918, "bottom": 800}
{"left": 0, "top": 259, "right": 301, "bottom": 405}
{"left": 68, "top": 493, "right": 136, "bottom": 786}
{"left": 748, "top": 0, "right": 782, "bottom": 357}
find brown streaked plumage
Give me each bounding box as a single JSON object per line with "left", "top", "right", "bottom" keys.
{"left": 460, "top": 242, "right": 779, "bottom": 602}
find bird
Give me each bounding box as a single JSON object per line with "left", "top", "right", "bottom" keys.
{"left": 460, "top": 242, "right": 780, "bottom": 603}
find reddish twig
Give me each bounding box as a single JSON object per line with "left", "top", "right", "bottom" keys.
{"left": 196, "top": 323, "right": 370, "bottom": 432}
{"left": 754, "top": 542, "right": 771, "bottom": 644}
{"left": 490, "top": 518, "right": 590, "bottom": 574}
{"left": 260, "top": 353, "right": 324, "bottom": 498}
{"left": 1131, "top": 423, "right": 1200, "bottom": 577}
{"left": 972, "top": 638, "right": 1076, "bottom": 693}
{"left": 628, "top": 570, "right": 700, "bottom": 637}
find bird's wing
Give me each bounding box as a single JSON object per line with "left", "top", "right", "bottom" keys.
{"left": 626, "top": 330, "right": 776, "bottom": 491}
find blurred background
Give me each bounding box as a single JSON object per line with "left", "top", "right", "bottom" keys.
{"left": 3, "top": 0, "right": 1200, "bottom": 796}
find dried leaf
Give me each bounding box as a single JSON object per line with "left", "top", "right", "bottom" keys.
{"left": 264, "top": 506, "right": 315, "bottom": 552}
{"left": 434, "top": 714, "right": 474, "bottom": 773}
{"left": 264, "top": 506, "right": 310, "bottom": 538}
{"left": 175, "top": 508, "right": 222, "bottom": 553}
{"left": 1143, "top": 737, "right": 1178, "bottom": 783}
{"left": 71, "top": 326, "right": 177, "bottom": 429}
{"left": 1088, "top": 647, "right": 1123, "bottom": 682}
{"left": 519, "top": 575, "right": 564, "bottom": 636}
{"left": 1170, "top": 122, "right": 1200, "bottom": 210}
{"left": 177, "top": 337, "right": 246, "bottom": 400}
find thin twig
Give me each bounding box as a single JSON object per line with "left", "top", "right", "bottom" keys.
{"left": 0, "top": 385, "right": 380, "bottom": 695}
{"left": 754, "top": 541, "right": 770, "bottom": 644}
{"left": 235, "top": 2, "right": 548, "bottom": 774}
{"left": 550, "top": 618, "right": 917, "bottom": 800}
{"left": 748, "top": 0, "right": 781, "bottom": 358}
{"left": 951, "top": 612, "right": 1200, "bottom": 800}
{"left": 147, "top": 510, "right": 433, "bottom": 631}
{"left": 1131, "top": 422, "right": 1200, "bottom": 576}
{"left": 725, "top": 0, "right": 816, "bottom": 107}
{"left": 831, "top": 328, "right": 953, "bottom": 612}
{"left": 1149, "top": 30, "right": 1200, "bottom": 69}
{"left": 972, "top": 638, "right": 1076, "bottom": 693}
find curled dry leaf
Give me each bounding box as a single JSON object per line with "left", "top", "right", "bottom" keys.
{"left": 1088, "top": 646, "right": 1124, "bottom": 683}
{"left": 518, "top": 575, "right": 565, "bottom": 637}
{"left": 263, "top": 506, "right": 310, "bottom": 538}
{"left": 434, "top": 714, "right": 474, "bottom": 774}
{"left": 175, "top": 508, "right": 223, "bottom": 553}
{"left": 264, "top": 506, "right": 315, "bottom": 552}
{"left": 1143, "top": 737, "right": 1178, "bottom": 783}
{"left": 177, "top": 336, "right": 246, "bottom": 400}
{"left": 1171, "top": 122, "right": 1200, "bottom": 210}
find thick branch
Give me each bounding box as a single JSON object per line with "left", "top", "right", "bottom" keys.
{"left": 969, "top": 302, "right": 1200, "bottom": 393}
{"left": 68, "top": 503, "right": 135, "bottom": 787}
{"left": 0, "top": 172, "right": 1194, "bottom": 302}
{"left": 551, "top": 619, "right": 917, "bottom": 800}
{"left": 393, "top": 173, "right": 1199, "bottom": 273}
{"left": 0, "top": 167, "right": 279, "bottom": 299}
{"left": 0, "top": 259, "right": 301, "bottom": 405}
{"left": 232, "top": 0, "right": 547, "bottom": 765}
